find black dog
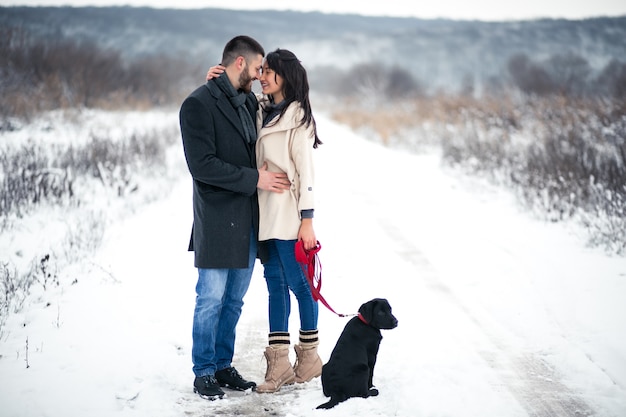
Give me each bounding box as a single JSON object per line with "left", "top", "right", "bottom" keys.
{"left": 317, "top": 298, "right": 398, "bottom": 410}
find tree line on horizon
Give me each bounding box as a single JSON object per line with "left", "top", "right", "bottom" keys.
{"left": 2, "top": 25, "right": 626, "bottom": 122}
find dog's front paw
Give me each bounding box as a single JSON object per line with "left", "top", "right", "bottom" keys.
{"left": 368, "top": 387, "right": 379, "bottom": 397}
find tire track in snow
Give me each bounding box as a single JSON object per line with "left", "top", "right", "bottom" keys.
{"left": 378, "top": 217, "right": 595, "bottom": 417}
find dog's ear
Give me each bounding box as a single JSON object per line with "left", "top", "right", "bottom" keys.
{"left": 358, "top": 299, "right": 376, "bottom": 323}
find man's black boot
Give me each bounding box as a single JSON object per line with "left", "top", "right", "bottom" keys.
{"left": 215, "top": 367, "right": 257, "bottom": 391}
{"left": 193, "top": 375, "right": 225, "bottom": 400}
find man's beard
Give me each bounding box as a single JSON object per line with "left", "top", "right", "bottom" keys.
{"left": 238, "top": 64, "right": 253, "bottom": 93}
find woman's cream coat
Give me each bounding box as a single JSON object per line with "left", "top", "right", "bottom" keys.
{"left": 255, "top": 98, "right": 316, "bottom": 241}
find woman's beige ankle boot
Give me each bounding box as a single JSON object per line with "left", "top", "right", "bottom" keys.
{"left": 293, "top": 329, "right": 322, "bottom": 383}
{"left": 293, "top": 344, "right": 322, "bottom": 383}
{"left": 256, "top": 345, "right": 296, "bottom": 393}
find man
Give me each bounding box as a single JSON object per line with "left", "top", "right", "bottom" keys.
{"left": 180, "top": 35, "right": 290, "bottom": 400}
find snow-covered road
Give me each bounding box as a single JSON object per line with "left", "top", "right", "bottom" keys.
{"left": 1, "top": 113, "right": 624, "bottom": 417}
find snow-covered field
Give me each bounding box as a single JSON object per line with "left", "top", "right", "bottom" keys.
{"left": 0, "top": 110, "right": 625, "bottom": 417}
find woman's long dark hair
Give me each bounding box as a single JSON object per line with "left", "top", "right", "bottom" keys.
{"left": 264, "top": 48, "right": 322, "bottom": 148}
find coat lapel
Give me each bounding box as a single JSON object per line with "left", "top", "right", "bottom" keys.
{"left": 257, "top": 101, "right": 300, "bottom": 140}
{"left": 216, "top": 93, "right": 247, "bottom": 139}
{"left": 205, "top": 83, "right": 247, "bottom": 141}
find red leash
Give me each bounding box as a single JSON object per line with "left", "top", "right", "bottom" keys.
{"left": 295, "top": 240, "right": 351, "bottom": 317}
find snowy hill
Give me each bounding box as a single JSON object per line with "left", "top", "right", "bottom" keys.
{"left": 0, "top": 110, "right": 624, "bottom": 416}
{"left": 1, "top": 6, "right": 625, "bottom": 92}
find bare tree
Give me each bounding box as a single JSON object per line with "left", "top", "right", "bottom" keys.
{"left": 545, "top": 53, "right": 591, "bottom": 96}
{"left": 508, "top": 53, "right": 555, "bottom": 96}
{"left": 596, "top": 59, "right": 626, "bottom": 98}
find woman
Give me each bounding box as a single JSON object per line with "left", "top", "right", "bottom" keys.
{"left": 208, "top": 48, "right": 323, "bottom": 393}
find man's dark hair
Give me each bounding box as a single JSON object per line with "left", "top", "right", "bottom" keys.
{"left": 222, "top": 35, "right": 265, "bottom": 66}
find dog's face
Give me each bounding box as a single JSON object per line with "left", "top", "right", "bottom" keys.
{"left": 358, "top": 298, "right": 398, "bottom": 330}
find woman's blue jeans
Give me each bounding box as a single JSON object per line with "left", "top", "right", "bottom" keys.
{"left": 263, "top": 239, "right": 318, "bottom": 333}
{"left": 191, "top": 233, "right": 256, "bottom": 377}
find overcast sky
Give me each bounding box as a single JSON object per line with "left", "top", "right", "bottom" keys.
{"left": 4, "top": 0, "right": 626, "bottom": 21}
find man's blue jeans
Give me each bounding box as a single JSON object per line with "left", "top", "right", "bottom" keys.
{"left": 191, "top": 234, "right": 256, "bottom": 377}
{"left": 263, "top": 239, "right": 318, "bottom": 333}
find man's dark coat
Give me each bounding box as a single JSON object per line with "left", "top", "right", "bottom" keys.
{"left": 180, "top": 80, "right": 260, "bottom": 268}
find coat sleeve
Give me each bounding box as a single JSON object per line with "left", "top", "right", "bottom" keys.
{"left": 290, "top": 122, "right": 316, "bottom": 213}
{"left": 180, "top": 95, "right": 258, "bottom": 196}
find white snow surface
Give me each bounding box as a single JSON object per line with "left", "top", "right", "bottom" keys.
{"left": 0, "top": 110, "right": 625, "bottom": 417}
